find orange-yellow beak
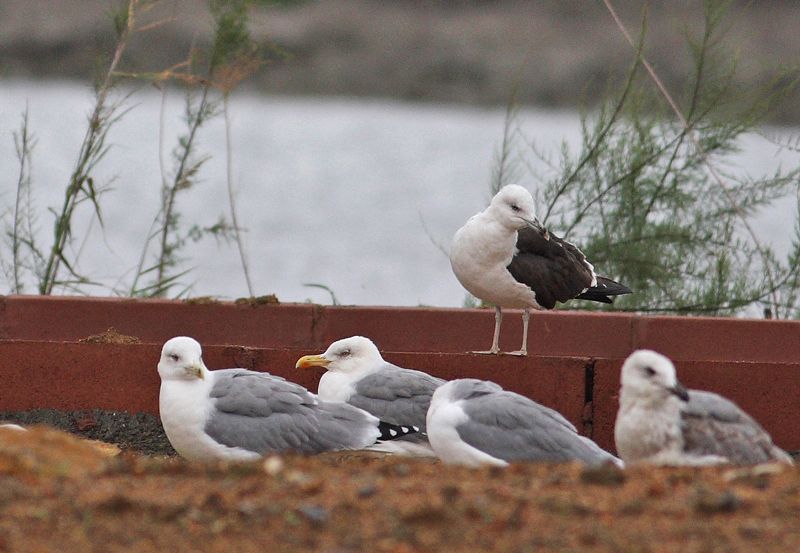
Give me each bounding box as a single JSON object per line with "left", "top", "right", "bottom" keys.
{"left": 295, "top": 354, "right": 331, "bottom": 369}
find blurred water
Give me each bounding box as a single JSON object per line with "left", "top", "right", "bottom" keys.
{"left": 1, "top": 80, "right": 798, "bottom": 306}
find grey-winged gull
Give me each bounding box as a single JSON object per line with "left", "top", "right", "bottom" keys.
{"left": 158, "top": 336, "right": 390, "bottom": 461}
{"left": 426, "top": 378, "right": 621, "bottom": 467}
{"left": 614, "top": 349, "right": 793, "bottom": 466}
{"left": 450, "top": 184, "right": 631, "bottom": 355}
{"left": 296, "top": 336, "right": 446, "bottom": 456}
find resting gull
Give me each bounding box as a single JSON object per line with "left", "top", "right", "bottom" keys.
{"left": 158, "top": 336, "right": 390, "bottom": 461}
{"left": 296, "top": 336, "right": 445, "bottom": 456}
{"left": 450, "top": 184, "right": 631, "bottom": 355}
{"left": 0, "top": 423, "right": 26, "bottom": 432}
{"left": 614, "top": 349, "right": 793, "bottom": 466}
{"left": 426, "top": 378, "right": 621, "bottom": 467}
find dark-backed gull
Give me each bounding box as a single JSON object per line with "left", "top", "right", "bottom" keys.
{"left": 450, "top": 184, "right": 631, "bottom": 355}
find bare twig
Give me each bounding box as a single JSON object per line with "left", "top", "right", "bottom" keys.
{"left": 153, "top": 85, "right": 213, "bottom": 288}
{"left": 602, "top": 0, "right": 781, "bottom": 314}
{"left": 223, "top": 94, "right": 254, "bottom": 296}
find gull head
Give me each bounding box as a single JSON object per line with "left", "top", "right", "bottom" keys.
{"left": 620, "top": 350, "right": 689, "bottom": 403}
{"left": 158, "top": 336, "right": 207, "bottom": 381}
{"left": 296, "top": 335, "right": 384, "bottom": 375}
{"left": 487, "top": 184, "right": 544, "bottom": 232}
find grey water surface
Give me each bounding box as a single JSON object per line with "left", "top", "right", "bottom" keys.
{"left": 1, "top": 80, "right": 797, "bottom": 307}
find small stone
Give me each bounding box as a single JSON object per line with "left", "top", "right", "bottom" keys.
{"left": 262, "top": 456, "right": 284, "bottom": 476}
{"left": 723, "top": 462, "right": 786, "bottom": 488}
{"left": 298, "top": 504, "right": 329, "bottom": 525}
{"left": 393, "top": 463, "right": 410, "bottom": 476}
{"left": 693, "top": 488, "right": 741, "bottom": 514}
{"left": 439, "top": 485, "right": 460, "bottom": 502}
{"left": 580, "top": 463, "right": 626, "bottom": 486}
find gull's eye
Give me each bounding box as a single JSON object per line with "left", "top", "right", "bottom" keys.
{"left": 169, "top": 353, "right": 180, "bottom": 362}
{"left": 643, "top": 366, "right": 656, "bottom": 377}
{"left": 510, "top": 203, "right": 520, "bottom": 212}
{"left": 339, "top": 349, "right": 351, "bottom": 358}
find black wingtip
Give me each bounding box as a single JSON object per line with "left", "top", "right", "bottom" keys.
{"left": 377, "top": 421, "right": 422, "bottom": 441}
{"left": 593, "top": 276, "right": 632, "bottom": 295}
{"left": 574, "top": 291, "right": 615, "bottom": 303}
{"left": 575, "top": 276, "right": 632, "bottom": 303}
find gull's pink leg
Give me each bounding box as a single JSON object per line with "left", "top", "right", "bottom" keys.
{"left": 506, "top": 308, "right": 529, "bottom": 356}
{"left": 471, "top": 306, "right": 502, "bottom": 355}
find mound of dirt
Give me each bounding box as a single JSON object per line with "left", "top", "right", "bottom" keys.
{"left": 0, "top": 409, "right": 175, "bottom": 456}
{"left": 0, "top": 426, "right": 797, "bottom": 552}
{"left": 79, "top": 328, "right": 141, "bottom": 345}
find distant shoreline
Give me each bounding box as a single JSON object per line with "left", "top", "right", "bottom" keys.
{"left": 2, "top": 0, "right": 800, "bottom": 123}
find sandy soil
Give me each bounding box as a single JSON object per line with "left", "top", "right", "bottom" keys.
{"left": 0, "top": 426, "right": 797, "bottom": 553}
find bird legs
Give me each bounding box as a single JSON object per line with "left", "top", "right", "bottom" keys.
{"left": 507, "top": 308, "right": 529, "bottom": 356}
{"left": 470, "top": 307, "right": 529, "bottom": 356}
{"left": 470, "top": 306, "right": 502, "bottom": 355}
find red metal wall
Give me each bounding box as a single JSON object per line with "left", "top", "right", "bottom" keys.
{"left": 1, "top": 295, "right": 798, "bottom": 453}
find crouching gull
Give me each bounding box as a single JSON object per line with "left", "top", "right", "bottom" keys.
{"left": 450, "top": 184, "right": 631, "bottom": 355}
{"left": 296, "top": 336, "right": 446, "bottom": 456}
{"left": 426, "top": 378, "right": 621, "bottom": 467}
{"left": 158, "top": 336, "right": 401, "bottom": 462}
{"left": 615, "top": 350, "right": 793, "bottom": 466}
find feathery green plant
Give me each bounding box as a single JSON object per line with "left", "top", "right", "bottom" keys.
{"left": 128, "top": 0, "right": 263, "bottom": 297}
{"left": 1, "top": 0, "right": 267, "bottom": 298}
{"left": 32, "top": 0, "right": 139, "bottom": 295}
{"left": 493, "top": 0, "right": 800, "bottom": 317}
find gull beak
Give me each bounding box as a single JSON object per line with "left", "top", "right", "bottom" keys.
{"left": 295, "top": 354, "right": 331, "bottom": 369}
{"left": 524, "top": 217, "right": 549, "bottom": 240}
{"left": 185, "top": 363, "right": 205, "bottom": 380}
{"left": 669, "top": 381, "right": 689, "bottom": 402}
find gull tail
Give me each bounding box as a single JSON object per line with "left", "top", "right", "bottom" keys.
{"left": 576, "top": 276, "right": 632, "bottom": 304}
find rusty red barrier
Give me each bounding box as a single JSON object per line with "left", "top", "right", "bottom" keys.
{"left": 1, "top": 295, "right": 798, "bottom": 452}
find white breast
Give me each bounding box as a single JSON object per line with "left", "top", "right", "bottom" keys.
{"left": 450, "top": 217, "right": 538, "bottom": 309}
{"left": 614, "top": 398, "right": 683, "bottom": 465}
{"left": 317, "top": 370, "right": 358, "bottom": 403}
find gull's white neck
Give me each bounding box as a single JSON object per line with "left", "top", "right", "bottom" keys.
{"left": 159, "top": 370, "right": 218, "bottom": 461}
{"left": 462, "top": 212, "right": 518, "bottom": 261}
{"left": 317, "top": 363, "right": 381, "bottom": 403}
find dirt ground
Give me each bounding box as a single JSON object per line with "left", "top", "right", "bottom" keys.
{"left": 0, "top": 426, "right": 798, "bottom": 553}
{"left": 0, "top": 409, "right": 175, "bottom": 457}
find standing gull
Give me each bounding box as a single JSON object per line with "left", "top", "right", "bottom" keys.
{"left": 426, "top": 378, "right": 621, "bottom": 467}
{"left": 158, "top": 336, "right": 387, "bottom": 461}
{"left": 450, "top": 184, "right": 631, "bottom": 355}
{"left": 296, "top": 336, "right": 445, "bottom": 455}
{"left": 615, "top": 349, "right": 793, "bottom": 466}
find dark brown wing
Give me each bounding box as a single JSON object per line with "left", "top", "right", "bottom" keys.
{"left": 507, "top": 227, "right": 597, "bottom": 309}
